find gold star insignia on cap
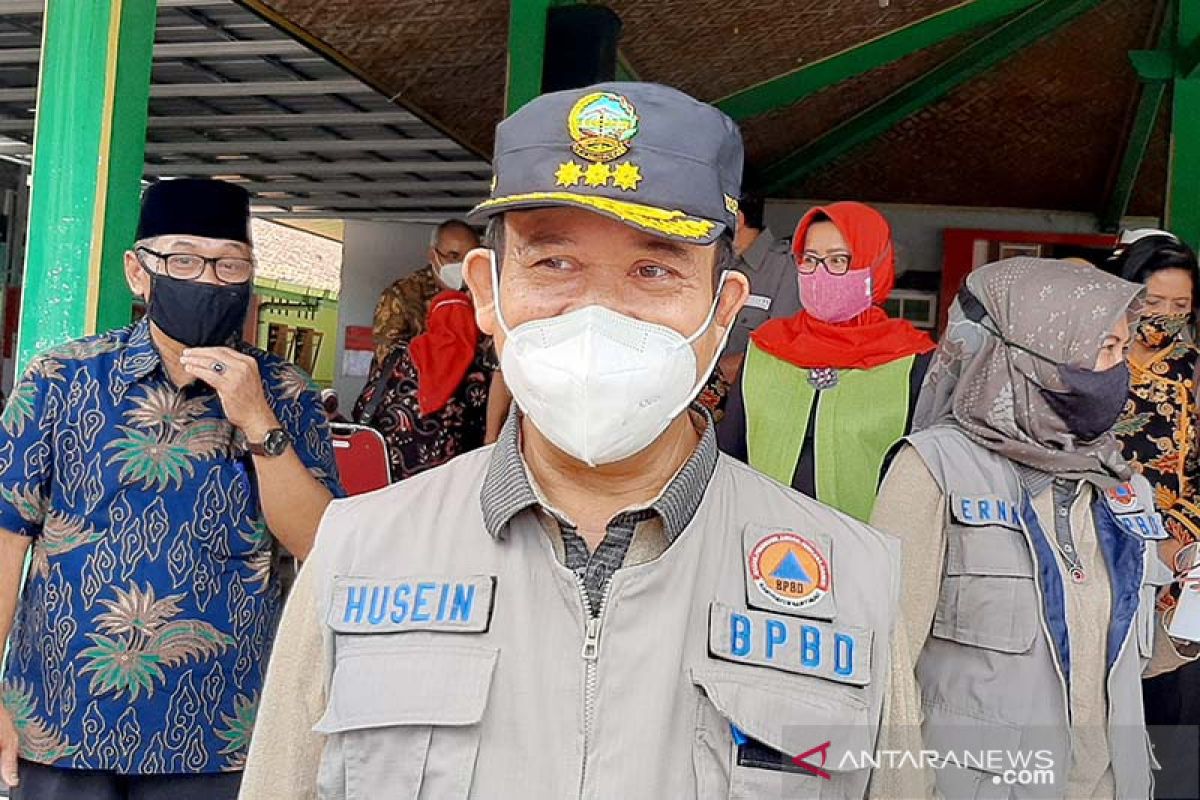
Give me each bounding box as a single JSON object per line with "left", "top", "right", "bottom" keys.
{"left": 612, "top": 162, "right": 643, "bottom": 191}
{"left": 584, "top": 162, "right": 611, "bottom": 187}
{"left": 554, "top": 161, "right": 584, "bottom": 187}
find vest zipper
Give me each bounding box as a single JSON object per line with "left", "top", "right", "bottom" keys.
{"left": 1017, "top": 514, "right": 1073, "bottom": 752}
{"left": 1103, "top": 517, "right": 1147, "bottom": 792}
{"left": 577, "top": 577, "right": 610, "bottom": 799}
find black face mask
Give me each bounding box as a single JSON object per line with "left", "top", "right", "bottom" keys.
{"left": 144, "top": 269, "right": 251, "bottom": 347}
{"left": 1039, "top": 362, "right": 1130, "bottom": 442}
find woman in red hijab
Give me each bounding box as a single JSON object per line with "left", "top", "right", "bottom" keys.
{"left": 717, "top": 201, "right": 935, "bottom": 521}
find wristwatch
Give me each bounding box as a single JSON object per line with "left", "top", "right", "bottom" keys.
{"left": 247, "top": 428, "right": 293, "bottom": 457}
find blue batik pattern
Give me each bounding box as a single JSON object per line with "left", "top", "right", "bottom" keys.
{"left": 0, "top": 319, "right": 343, "bottom": 774}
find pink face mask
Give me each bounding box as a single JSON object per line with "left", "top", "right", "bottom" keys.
{"left": 798, "top": 267, "right": 873, "bottom": 323}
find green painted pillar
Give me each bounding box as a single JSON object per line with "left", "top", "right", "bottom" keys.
{"left": 504, "top": 0, "right": 553, "bottom": 114}
{"left": 1170, "top": 0, "right": 1200, "bottom": 247}
{"left": 16, "top": 0, "right": 154, "bottom": 372}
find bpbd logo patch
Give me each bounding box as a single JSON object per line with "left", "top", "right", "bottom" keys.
{"left": 748, "top": 532, "right": 830, "bottom": 611}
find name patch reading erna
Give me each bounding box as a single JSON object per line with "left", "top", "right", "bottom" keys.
{"left": 328, "top": 575, "right": 495, "bottom": 633}
{"left": 950, "top": 494, "right": 1022, "bottom": 530}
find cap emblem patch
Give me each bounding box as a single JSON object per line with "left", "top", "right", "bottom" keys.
{"left": 568, "top": 92, "right": 639, "bottom": 162}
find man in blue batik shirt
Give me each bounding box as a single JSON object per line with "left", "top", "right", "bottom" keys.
{"left": 0, "top": 179, "right": 343, "bottom": 800}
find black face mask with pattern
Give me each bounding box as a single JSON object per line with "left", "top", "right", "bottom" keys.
{"left": 1039, "top": 362, "right": 1131, "bottom": 442}
{"left": 1133, "top": 312, "right": 1192, "bottom": 349}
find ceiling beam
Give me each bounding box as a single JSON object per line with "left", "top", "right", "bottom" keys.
{"left": 716, "top": 0, "right": 1042, "bottom": 121}
{"left": 239, "top": 179, "right": 492, "bottom": 194}
{"left": 153, "top": 38, "right": 309, "bottom": 60}
{"left": 145, "top": 110, "right": 418, "bottom": 129}
{"left": 252, "top": 196, "right": 481, "bottom": 210}
{"left": 1100, "top": 83, "right": 1167, "bottom": 231}
{"left": 1181, "top": 31, "right": 1200, "bottom": 78}
{"left": 1100, "top": 0, "right": 1175, "bottom": 231}
{"left": 0, "top": 39, "right": 310, "bottom": 65}
{"left": 145, "top": 159, "right": 491, "bottom": 177}
{"left": 760, "top": 0, "right": 1104, "bottom": 195}
{"left": 254, "top": 210, "right": 454, "bottom": 222}
{"left": 1167, "top": 0, "right": 1200, "bottom": 246}
{"left": 0, "top": 80, "right": 373, "bottom": 103}
{"left": 143, "top": 137, "right": 456, "bottom": 155}
{"left": 4, "top": 0, "right": 230, "bottom": 12}
{"left": 0, "top": 111, "right": 421, "bottom": 134}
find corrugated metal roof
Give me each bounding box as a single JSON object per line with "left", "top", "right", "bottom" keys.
{"left": 0, "top": 0, "right": 488, "bottom": 222}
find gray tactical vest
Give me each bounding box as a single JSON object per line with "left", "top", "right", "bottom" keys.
{"left": 907, "top": 425, "right": 1167, "bottom": 799}
{"left": 306, "top": 446, "right": 901, "bottom": 799}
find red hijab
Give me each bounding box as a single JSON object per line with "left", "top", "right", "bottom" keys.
{"left": 409, "top": 291, "right": 480, "bottom": 416}
{"left": 750, "top": 201, "right": 935, "bottom": 370}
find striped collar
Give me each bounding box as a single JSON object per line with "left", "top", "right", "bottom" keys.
{"left": 480, "top": 408, "right": 719, "bottom": 543}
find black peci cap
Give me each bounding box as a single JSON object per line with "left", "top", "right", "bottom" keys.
{"left": 136, "top": 178, "right": 252, "bottom": 244}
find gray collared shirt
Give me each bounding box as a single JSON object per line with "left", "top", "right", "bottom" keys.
{"left": 725, "top": 227, "right": 802, "bottom": 354}
{"left": 480, "top": 410, "right": 719, "bottom": 614}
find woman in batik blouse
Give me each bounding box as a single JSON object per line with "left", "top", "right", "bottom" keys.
{"left": 1111, "top": 229, "right": 1200, "bottom": 798}
{"left": 1113, "top": 231, "right": 1200, "bottom": 551}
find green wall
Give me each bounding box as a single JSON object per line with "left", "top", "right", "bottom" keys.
{"left": 254, "top": 278, "right": 339, "bottom": 387}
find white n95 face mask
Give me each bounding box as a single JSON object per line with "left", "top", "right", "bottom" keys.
{"left": 490, "top": 251, "right": 730, "bottom": 466}
{"left": 438, "top": 261, "right": 465, "bottom": 290}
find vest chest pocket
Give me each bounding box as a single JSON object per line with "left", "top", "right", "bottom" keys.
{"left": 314, "top": 641, "right": 497, "bottom": 800}
{"left": 691, "top": 666, "right": 874, "bottom": 800}
{"left": 932, "top": 526, "right": 1040, "bottom": 654}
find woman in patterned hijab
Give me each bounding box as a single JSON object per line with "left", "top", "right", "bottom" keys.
{"left": 913, "top": 256, "right": 1141, "bottom": 483}
{"left": 871, "top": 258, "right": 1178, "bottom": 800}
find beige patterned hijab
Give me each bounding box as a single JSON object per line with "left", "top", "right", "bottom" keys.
{"left": 914, "top": 257, "right": 1141, "bottom": 483}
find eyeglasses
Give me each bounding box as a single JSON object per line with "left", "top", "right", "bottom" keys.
{"left": 136, "top": 246, "right": 254, "bottom": 285}
{"left": 797, "top": 252, "right": 853, "bottom": 275}
{"left": 432, "top": 246, "right": 464, "bottom": 265}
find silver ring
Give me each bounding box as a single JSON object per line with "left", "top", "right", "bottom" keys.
{"left": 212, "top": 361, "right": 226, "bottom": 374}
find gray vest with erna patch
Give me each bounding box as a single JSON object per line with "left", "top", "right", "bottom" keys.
{"left": 907, "top": 425, "right": 1167, "bottom": 799}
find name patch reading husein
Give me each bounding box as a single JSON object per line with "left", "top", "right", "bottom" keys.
{"left": 708, "top": 602, "right": 872, "bottom": 686}
{"left": 328, "top": 575, "right": 495, "bottom": 634}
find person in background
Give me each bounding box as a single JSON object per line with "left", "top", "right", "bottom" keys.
{"left": 1109, "top": 229, "right": 1200, "bottom": 797}
{"left": 873, "top": 257, "right": 1194, "bottom": 799}
{"left": 718, "top": 201, "right": 935, "bottom": 522}
{"left": 352, "top": 288, "right": 495, "bottom": 480}
{"left": 1113, "top": 230, "right": 1200, "bottom": 544}
{"left": 369, "top": 219, "right": 479, "bottom": 365}
{"left": 0, "top": 179, "right": 342, "bottom": 799}
{"left": 716, "top": 193, "right": 801, "bottom": 385}
{"left": 319, "top": 388, "right": 348, "bottom": 424}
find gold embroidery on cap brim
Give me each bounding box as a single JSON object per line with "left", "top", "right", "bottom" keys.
{"left": 473, "top": 192, "right": 716, "bottom": 240}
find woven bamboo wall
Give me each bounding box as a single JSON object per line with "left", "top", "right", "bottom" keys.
{"left": 251, "top": 0, "right": 1165, "bottom": 215}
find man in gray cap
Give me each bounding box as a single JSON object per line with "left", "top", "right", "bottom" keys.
{"left": 718, "top": 192, "right": 802, "bottom": 384}
{"left": 241, "top": 83, "right": 925, "bottom": 799}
